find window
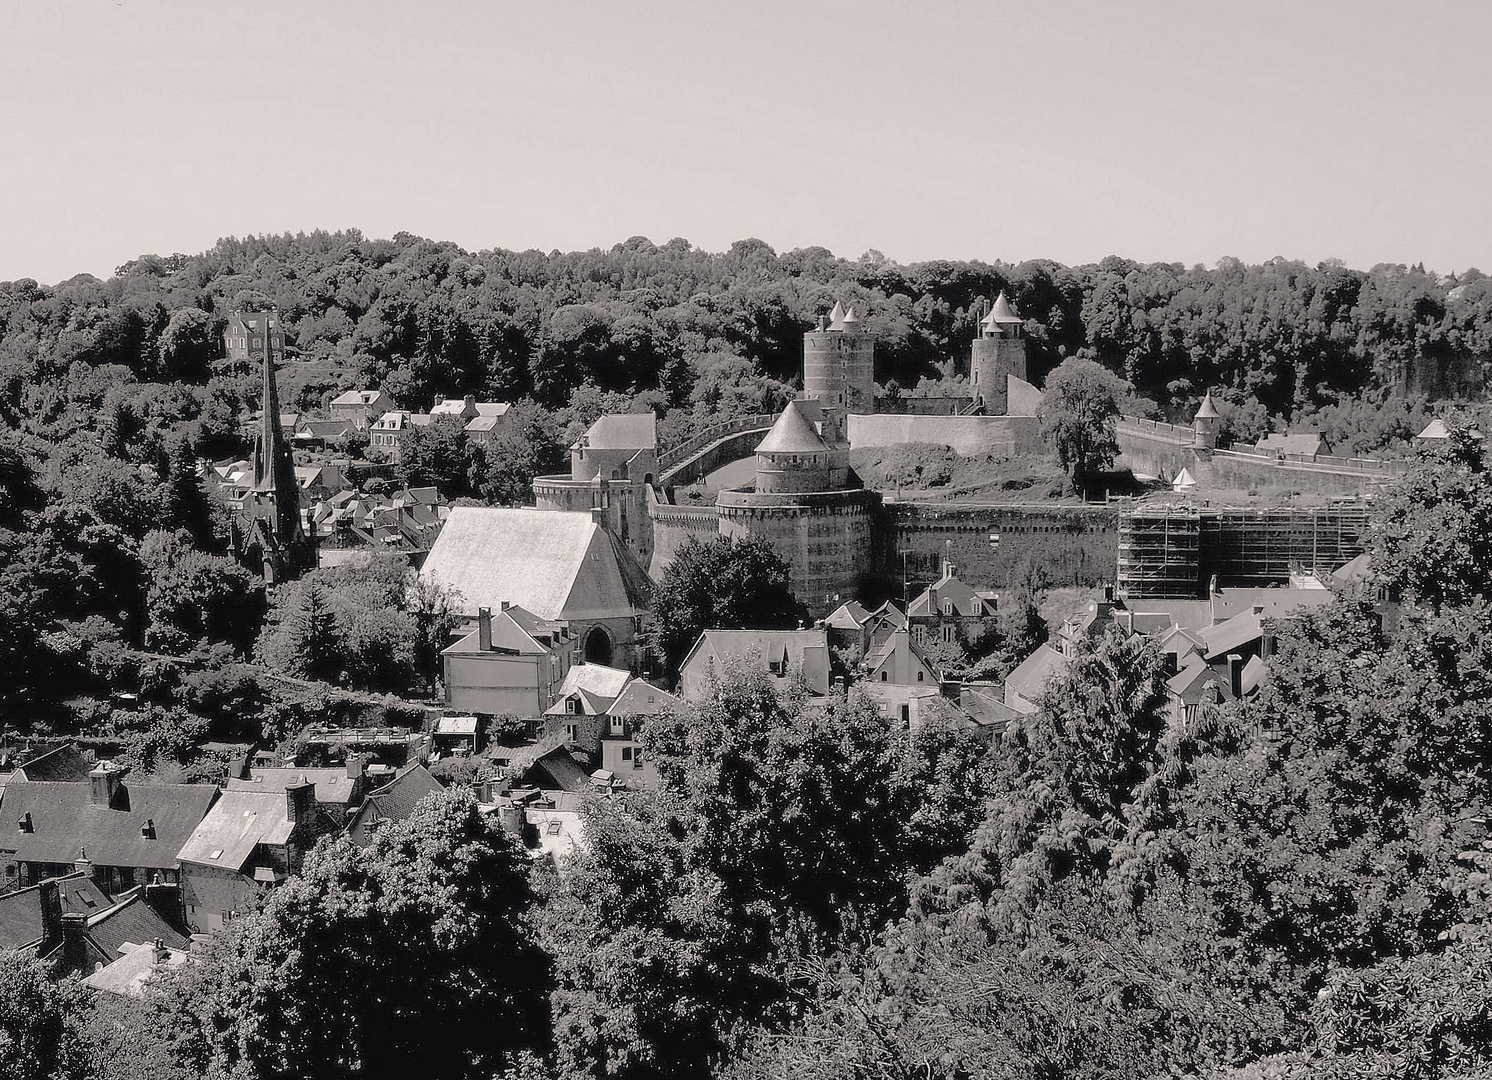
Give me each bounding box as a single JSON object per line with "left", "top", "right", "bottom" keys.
{"left": 942, "top": 624, "right": 956, "bottom": 644}
{"left": 621, "top": 747, "right": 632, "bottom": 761}
{"left": 610, "top": 716, "right": 624, "bottom": 735}
{"left": 916, "top": 670, "right": 925, "bottom": 682}
{"left": 566, "top": 697, "right": 578, "bottom": 714}
{"left": 880, "top": 671, "right": 888, "bottom": 682}
{"left": 566, "top": 723, "right": 577, "bottom": 740}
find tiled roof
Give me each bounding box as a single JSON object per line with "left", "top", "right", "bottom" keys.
{"left": 824, "top": 601, "right": 871, "bottom": 630}
{"left": 908, "top": 570, "right": 986, "bottom": 618}
{"left": 607, "top": 678, "right": 677, "bottom": 716}
{"left": 422, "top": 507, "right": 648, "bottom": 621}
{"left": 177, "top": 790, "right": 294, "bottom": 871}
{"left": 82, "top": 941, "right": 189, "bottom": 996}
{"left": 0, "top": 872, "right": 112, "bottom": 949}
{"left": 2, "top": 781, "right": 217, "bottom": 871}
{"left": 330, "top": 389, "right": 382, "bottom": 406}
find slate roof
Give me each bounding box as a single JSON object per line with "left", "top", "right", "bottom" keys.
{"left": 346, "top": 764, "right": 443, "bottom": 848}
{"left": 908, "top": 568, "right": 987, "bottom": 618}
{"left": 1003, "top": 644, "right": 1067, "bottom": 711}
{"left": 1193, "top": 392, "right": 1220, "bottom": 420}
{"left": 12, "top": 744, "right": 92, "bottom": 783}
{"left": 607, "top": 678, "right": 678, "bottom": 716}
{"left": 680, "top": 629, "right": 830, "bottom": 685}
{"left": 556, "top": 664, "right": 632, "bottom": 702}
{"left": 1166, "top": 656, "right": 1227, "bottom": 703}
{"left": 82, "top": 941, "right": 189, "bottom": 996}
{"left": 84, "top": 891, "right": 190, "bottom": 958}
{"left": 0, "top": 873, "right": 111, "bottom": 949}
{"left": 422, "top": 507, "right": 649, "bottom": 621}
{"left": 756, "top": 401, "right": 828, "bottom": 454}
{"left": 331, "top": 390, "right": 383, "bottom": 407}
{"left": 824, "top": 600, "right": 872, "bottom": 630}
{"left": 227, "top": 767, "right": 361, "bottom": 807}
{"left": 1200, "top": 609, "right": 1265, "bottom": 660}
{"left": 581, "top": 414, "right": 657, "bottom": 451}
{"left": 1240, "top": 654, "right": 1267, "bottom": 695}
{"left": 519, "top": 746, "right": 592, "bottom": 793}
{"left": 983, "top": 291, "right": 1022, "bottom": 327}
{"left": 2, "top": 781, "right": 218, "bottom": 871}
{"left": 177, "top": 790, "right": 293, "bottom": 872}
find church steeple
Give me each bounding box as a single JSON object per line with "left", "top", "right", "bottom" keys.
{"left": 240, "top": 310, "right": 307, "bottom": 578}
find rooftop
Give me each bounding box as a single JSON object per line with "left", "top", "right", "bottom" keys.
{"left": 756, "top": 401, "right": 829, "bottom": 454}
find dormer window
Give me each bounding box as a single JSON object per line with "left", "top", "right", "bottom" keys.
{"left": 18, "top": 812, "right": 32, "bottom": 833}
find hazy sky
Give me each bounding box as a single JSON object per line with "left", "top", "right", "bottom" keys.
{"left": 2, "top": 0, "right": 1487, "bottom": 285}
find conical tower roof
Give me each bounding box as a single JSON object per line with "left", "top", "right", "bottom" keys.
{"left": 840, "top": 305, "right": 860, "bottom": 328}
{"left": 828, "top": 301, "right": 847, "bottom": 331}
{"left": 982, "top": 292, "right": 1022, "bottom": 331}
{"left": 1194, "top": 392, "right": 1219, "bottom": 420}
{"left": 756, "top": 401, "right": 829, "bottom": 454}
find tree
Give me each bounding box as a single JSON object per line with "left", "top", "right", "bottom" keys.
{"left": 139, "top": 529, "right": 264, "bottom": 655}
{"left": 1036, "top": 356, "right": 1128, "bottom": 490}
{"left": 647, "top": 535, "right": 807, "bottom": 676}
{"left": 397, "top": 413, "right": 468, "bottom": 494}
{"left": 1370, "top": 425, "right": 1492, "bottom": 611}
{"left": 474, "top": 400, "right": 566, "bottom": 506}
{"left": 0, "top": 949, "right": 88, "bottom": 1080}
{"left": 143, "top": 788, "right": 550, "bottom": 1080}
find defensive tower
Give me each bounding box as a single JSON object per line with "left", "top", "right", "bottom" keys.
{"left": 970, "top": 291, "right": 1027, "bottom": 415}
{"left": 1192, "top": 391, "right": 1220, "bottom": 451}
{"left": 803, "top": 301, "right": 875, "bottom": 436}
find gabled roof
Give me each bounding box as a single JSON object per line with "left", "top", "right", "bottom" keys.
{"left": 559, "top": 663, "right": 633, "bottom": 700}
{"left": 1200, "top": 609, "right": 1264, "bottom": 660}
{"left": 330, "top": 389, "right": 384, "bottom": 407}
{"left": 422, "top": 507, "right": 648, "bottom": 621}
{"left": 474, "top": 402, "right": 511, "bottom": 418}
{"left": 908, "top": 568, "right": 986, "bottom": 618}
{"left": 756, "top": 401, "right": 829, "bottom": 454}
{"left": 519, "top": 746, "right": 592, "bottom": 793}
{"left": 580, "top": 413, "right": 657, "bottom": 451}
{"left": 1209, "top": 587, "right": 1333, "bottom": 622}
{"left": 443, "top": 611, "right": 551, "bottom": 658}
{"left": 824, "top": 600, "right": 872, "bottom": 630}
{"left": 346, "top": 764, "right": 443, "bottom": 848}
{"left": 1240, "top": 654, "right": 1267, "bottom": 695}
{"left": 3, "top": 781, "right": 218, "bottom": 871}
{"left": 11, "top": 744, "right": 92, "bottom": 783}
{"left": 864, "top": 626, "right": 939, "bottom": 684}
{"left": 1166, "top": 656, "right": 1228, "bottom": 704}
{"left": 82, "top": 940, "right": 189, "bottom": 996}
{"left": 176, "top": 789, "right": 294, "bottom": 872}
{"left": 84, "top": 890, "right": 190, "bottom": 959}
{"left": 606, "top": 678, "right": 678, "bottom": 716}
{"left": 1003, "top": 644, "right": 1067, "bottom": 709}
{"left": 0, "top": 872, "right": 111, "bottom": 950}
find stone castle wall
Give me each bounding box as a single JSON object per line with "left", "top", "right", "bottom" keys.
{"left": 803, "top": 331, "right": 875, "bottom": 414}
{"left": 646, "top": 500, "right": 721, "bottom": 579}
{"left": 717, "top": 488, "right": 881, "bottom": 617}
{"left": 847, "top": 414, "right": 1042, "bottom": 457}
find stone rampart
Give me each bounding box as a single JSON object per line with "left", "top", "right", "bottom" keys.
{"left": 848, "top": 414, "right": 1042, "bottom": 457}
{"left": 646, "top": 499, "right": 721, "bottom": 579}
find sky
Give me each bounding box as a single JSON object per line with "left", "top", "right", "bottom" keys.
{"left": 1, "top": 0, "right": 1488, "bottom": 285}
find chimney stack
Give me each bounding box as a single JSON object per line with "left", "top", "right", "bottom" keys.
{"left": 463, "top": 394, "right": 475, "bottom": 408}
{"left": 89, "top": 762, "right": 123, "bottom": 808}
{"left": 61, "top": 911, "right": 87, "bottom": 946}
{"left": 1227, "top": 653, "right": 1245, "bottom": 699}
{"left": 285, "top": 776, "right": 316, "bottom": 827}
{"left": 345, "top": 753, "right": 365, "bottom": 780}
{"left": 37, "top": 879, "right": 61, "bottom": 949}
{"left": 478, "top": 607, "right": 493, "bottom": 652}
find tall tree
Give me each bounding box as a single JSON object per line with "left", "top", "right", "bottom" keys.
{"left": 1036, "top": 356, "right": 1128, "bottom": 490}
{"left": 647, "top": 535, "right": 807, "bottom": 676}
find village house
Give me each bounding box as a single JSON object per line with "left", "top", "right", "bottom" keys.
{"left": 0, "top": 763, "right": 218, "bottom": 896}
{"left": 345, "top": 764, "right": 443, "bottom": 848}
{"left": 678, "top": 628, "right": 832, "bottom": 701}
{"left": 863, "top": 625, "right": 940, "bottom": 687}
{"left": 571, "top": 413, "right": 658, "bottom": 483}
{"left": 906, "top": 562, "right": 995, "bottom": 648}
{"left": 176, "top": 779, "right": 335, "bottom": 934}
{"left": 329, "top": 389, "right": 391, "bottom": 430}
{"left": 422, "top": 506, "right": 652, "bottom": 668}
{"left": 464, "top": 404, "right": 513, "bottom": 447}
{"left": 224, "top": 310, "right": 285, "bottom": 365}
{"left": 225, "top": 756, "right": 371, "bottom": 823}
{"left": 441, "top": 605, "right": 577, "bottom": 716}
{"left": 595, "top": 676, "right": 678, "bottom": 788}
{"left": 368, "top": 409, "right": 430, "bottom": 462}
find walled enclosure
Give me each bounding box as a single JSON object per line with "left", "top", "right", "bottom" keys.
{"left": 848, "top": 414, "right": 1043, "bottom": 457}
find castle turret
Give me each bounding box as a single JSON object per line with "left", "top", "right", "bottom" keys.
{"left": 803, "top": 303, "right": 875, "bottom": 423}
{"left": 755, "top": 401, "right": 836, "bottom": 494}
{"left": 970, "top": 292, "right": 1027, "bottom": 415}
{"left": 1193, "top": 392, "right": 1220, "bottom": 450}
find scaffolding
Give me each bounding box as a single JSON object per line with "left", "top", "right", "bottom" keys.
{"left": 1117, "top": 504, "right": 1371, "bottom": 598}
{"left": 1117, "top": 507, "right": 1201, "bottom": 598}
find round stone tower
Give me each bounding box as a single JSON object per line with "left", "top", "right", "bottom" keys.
{"left": 716, "top": 400, "right": 879, "bottom": 617}
{"left": 803, "top": 301, "right": 876, "bottom": 423}
{"left": 970, "top": 291, "right": 1028, "bottom": 415}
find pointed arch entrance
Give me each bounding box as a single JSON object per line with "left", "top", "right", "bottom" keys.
{"left": 584, "top": 625, "right": 614, "bottom": 666}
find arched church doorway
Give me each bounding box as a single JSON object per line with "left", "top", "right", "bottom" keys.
{"left": 584, "top": 625, "right": 614, "bottom": 666}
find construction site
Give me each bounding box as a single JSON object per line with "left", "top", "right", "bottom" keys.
{"left": 1117, "top": 502, "right": 1372, "bottom": 599}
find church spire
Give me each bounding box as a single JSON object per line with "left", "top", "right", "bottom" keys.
{"left": 248, "top": 312, "right": 302, "bottom": 546}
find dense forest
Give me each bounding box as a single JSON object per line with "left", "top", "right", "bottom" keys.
{"left": 5, "top": 231, "right": 1492, "bottom": 465}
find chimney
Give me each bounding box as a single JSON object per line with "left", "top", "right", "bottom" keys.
{"left": 152, "top": 938, "right": 169, "bottom": 965}
{"left": 942, "top": 560, "right": 955, "bottom": 579}
{"left": 144, "top": 876, "right": 184, "bottom": 928}
{"left": 345, "top": 753, "right": 365, "bottom": 781}
{"left": 1227, "top": 653, "right": 1245, "bottom": 699}
{"left": 74, "top": 848, "right": 93, "bottom": 881}
{"left": 463, "top": 394, "right": 475, "bottom": 408}
{"left": 89, "top": 762, "right": 122, "bottom": 808}
{"left": 61, "top": 911, "right": 87, "bottom": 946}
{"left": 478, "top": 607, "right": 493, "bottom": 652}
{"left": 497, "top": 801, "right": 524, "bottom": 836}
{"left": 434, "top": 394, "right": 445, "bottom": 406}
{"left": 37, "top": 879, "right": 62, "bottom": 949}
{"left": 1104, "top": 585, "right": 1115, "bottom": 603}
{"left": 500, "top": 600, "right": 511, "bottom": 611}
{"left": 285, "top": 776, "right": 316, "bottom": 827}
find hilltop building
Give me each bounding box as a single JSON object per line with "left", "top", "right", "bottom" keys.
{"left": 225, "top": 310, "right": 285, "bottom": 365}
{"left": 969, "top": 292, "right": 1028, "bottom": 415}
{"left": 534, "top": 413, "right": 659, "bottom": 568}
